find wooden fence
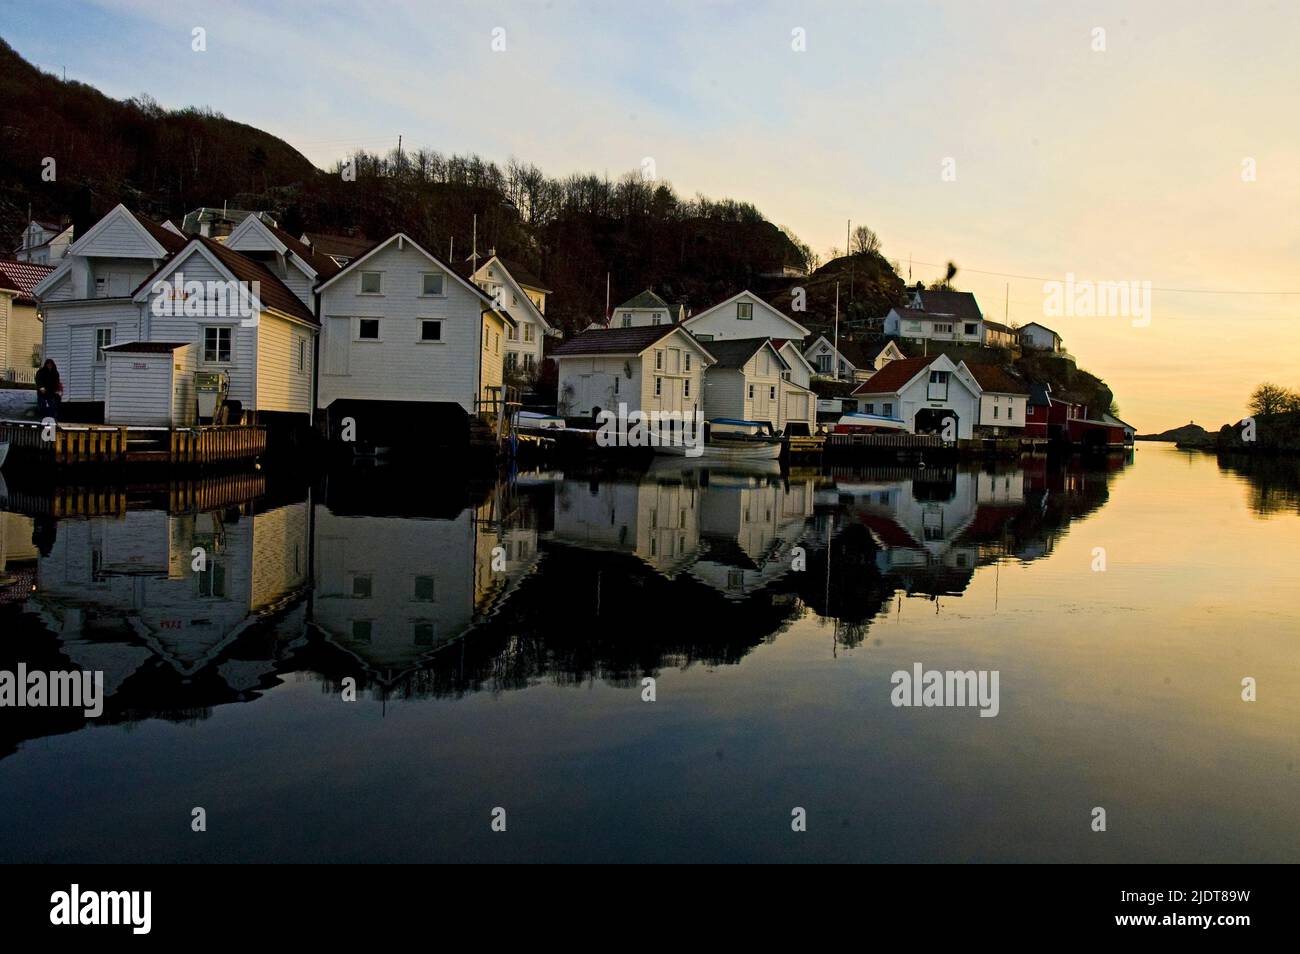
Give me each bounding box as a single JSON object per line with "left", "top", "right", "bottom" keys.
{"left": 0, "top": 421, "right": 267, "bottom": 467}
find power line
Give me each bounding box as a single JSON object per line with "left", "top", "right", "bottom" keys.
{"left": 904, "top": 257, "right": 1300, "bottom": 296}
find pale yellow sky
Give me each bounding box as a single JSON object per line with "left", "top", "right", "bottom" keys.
{"left": 11, "top": 0, "right": 1297, "bottom": 430}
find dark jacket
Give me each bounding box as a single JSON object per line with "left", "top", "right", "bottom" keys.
{"left": 35, "top": 365, "right": 61, "bottom": 395}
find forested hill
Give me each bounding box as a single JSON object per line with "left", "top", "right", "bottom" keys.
{"left": 0, "top": 37, "right": 828, "bottom": 333}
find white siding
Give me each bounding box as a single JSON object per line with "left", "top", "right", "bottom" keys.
{"left": 42, "top": 299, "right": 145, "bottom": 402}
{"left": 686, "top": 293, "right": 807, "bottom": 343}
{"left": 318, "top": 240, "right": 492, "bottom": 413}
{"left": 105, "top": 351, "right": 174, "bottom": 425}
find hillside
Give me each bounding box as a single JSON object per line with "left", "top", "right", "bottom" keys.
{"left": 0, "top": 37, "right": 805, "bottom": 334}
{"left": 1136, "top": 423, "right": 1212, "bottom": 445}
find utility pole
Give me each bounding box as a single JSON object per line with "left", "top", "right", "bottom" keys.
{"left": 833, "top": 281, "right": 840, "bottom": 381}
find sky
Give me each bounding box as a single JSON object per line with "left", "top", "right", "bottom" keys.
{"left": 4, "top": 0, "right": 1298, "bottom": 431}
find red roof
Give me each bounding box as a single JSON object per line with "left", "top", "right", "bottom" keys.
{"left": 0, "top": 259, "right": 56, "bottom": 303}
{"left": 851, "top": 357, "right": 937, "bottom": 395}
{"left": 962, "top": 362, "right": 1028, "bottom": 395}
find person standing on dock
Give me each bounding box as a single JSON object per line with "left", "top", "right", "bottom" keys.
{"left": 35, "top": 359, "right": 62, "bottom": 420}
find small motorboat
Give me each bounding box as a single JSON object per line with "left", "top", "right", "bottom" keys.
{"left": 514, "top": 410, "right": 566, "bottom": 431}
{"left": 832, "top": 412, "right": 910, "bottom": 434}
{"left": 654, "top": 418, "right": 783, "bottom": 460}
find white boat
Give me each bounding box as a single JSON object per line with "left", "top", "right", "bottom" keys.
{"left": 514, "top": 410, "right": 566, "bottom": 431}
{"left": 653, "top": 417, "right": 783, "bottom": 460}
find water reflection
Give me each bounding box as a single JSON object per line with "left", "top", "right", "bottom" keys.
{"left": 0, "top": 452, "right": 1133, "bottom": 738}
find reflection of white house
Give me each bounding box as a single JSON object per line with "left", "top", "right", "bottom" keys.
{"left": 682, "top": 290, "right": 810, "bottom": 344}
{"left": 34, "top": 204, "right": 188, "bottom": 410}
{"left": 30, "top": 500, "right": 310, "bottom": 682}
{"left": 689, "top": 473, "right": 815, "bottom": 599}
{"left": 552, "top": 324, "right": 714, "bottom": 421}
{"left": 700, "top": 337, "right": 814, "bottom": 432}
{"left": 467, "top": 254, "right": 555, "bottom": 379}
{"left": 851, "top": 354, "right": 981, "bottom": 439}
{"left": 602, "top": 289, "right": 686, "bottom": 328}
{"left": 803, "top": 335, "right": 904, "bottom": 381}
{"left": 883, "top": 286, "right": 1015, "bottom": 348}
{"left": 550, "top": 477, "right": 703, "bottom": 575}
{"left": 1018, "top": 322, "right": 1064, "bottom": 352}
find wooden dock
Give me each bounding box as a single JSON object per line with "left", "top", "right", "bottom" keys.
{"left": 827, "top": 433, "right": 950, "bottom": 451}
{"left": 0, "top": 420, "right": 267, "bottom": 468}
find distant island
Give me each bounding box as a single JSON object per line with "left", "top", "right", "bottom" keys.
{"left": 1135, "top": 423, "right": 1213, "bottom": 448}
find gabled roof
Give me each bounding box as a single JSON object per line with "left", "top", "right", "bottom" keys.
{"left": 851, "top": 356, "right": 940, "bottom": 395}
{"left": 961, "top": 362, "right": 1028, "bottom": 395}
{"left": 683, "top": 290, "right": 811, "bottom": 338}
{"left": 616, "top": 289, "right": 672, "bottom": 311}
{"left": 468, "top": 255, "right": 553, "bottom": 331}
{"left": 131, "top": 235, "right": 317, "bottom": 324}
{"left": 494, "top": 256, "right": 550, "bottom": 293}
{"left": 808, "top": 335, "right": 898, "bottom": 368}
{"left": 0, "top": 259, "right": 56, "bottom": 304}
{"left": 699, "top": 337, "right": 787, "bottom": 370}
{"left": 552, "top": 324, "right": 714, "bottom": 361}
{"left": 315, "top": 233, "right": 509, "bottom": 321}
{"left": 1019, "top": 321, "right": 1062, "bottom": 338}
{"left": 911, "top": 289, "right": 983, "bottom": 322}
{"left": 301, "top": 232, "right": 373, "bottom": 261}
{"left": 227, "top": 215, "right": 341, "bottom": 280}
{"left": 34, "top": 205, "right": 186, "bottom": 300}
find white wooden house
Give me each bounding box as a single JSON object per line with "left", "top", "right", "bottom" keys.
{"left": 223, "top": 213, "right": 341, "bottom": 308}
{"left": 0, "top": 260, "right": 54, "bottom": 383}
{"left": 775, "top": 340, "right": 814, "bottom": 389}
{"left": 1018, "top": 321, "right": 1064, "bottom": 352}
{"left": 467, "top": 254, "right": 555, "bottom": 380}
{"left": 682, "top": 290, "right": 810, "bottom": 344}
{"left": 850, "top": 354, "right": 981, "bottom": 439}
{"left": 803, "top": 335, "right": 904, "bottom": 380}
{"left": 314, "top": 233, "right": 514, "bottom": 440}
{"left": 34, "top": 204, "right": 189, "bottom": 416}
{"left": 552, "top": 324, "right": 714, "bottom": 422}
{"left": 130, "top": 235, "right": 321, "bottom": 426}
{"left": 605, "top": 289, "right": 686, "bottom": 328}
{"left": 956, "top": 362, "right": 1029, "bottom": 436}
{"left": 699, "top": 338, "right": 814, "bottom": 433}
{"left": 883, "top": 286, "right": 1016, "bottom": 349}
{"left": 13, "top": 220, "right": 73, "bottom": 265}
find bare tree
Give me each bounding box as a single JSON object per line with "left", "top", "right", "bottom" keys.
{"left": 1249, "top": 383, "right": 1300, "bottom": 416}
{"left": 851, "top": 224, "right": 880, "bottom": 255}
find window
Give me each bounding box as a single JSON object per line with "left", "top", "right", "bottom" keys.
{"left": 1027, "top": 406, "right": 1035, "bottom": 417}
{"left": 421, "top": 272, "right": 444, "bottom": 296}
{"left": 654, "top": 350, "right": 664, "bottom": 370}
{"left": 695, "top": 333, "right": 713, "bottom": 342}
{"left": 360, "top": 271, "right": 382, "bottom": 294}
{"left": 934, "top": 323, "right": 953, "bottom": 334}
{"left": 883, "top": 402, "right": 893, "bottom": 417}
{"left": 420, "top": 320, "right": 442, "bottom": 342}
{"left": 769, "top": 385, "right": 776, "bottom": 400}
{"left": 413, "top": 622, "right": 435, "bottom": 646}
{"left": 864, "top": 403, "right": 875, "bottom": 415}
{"left": 95, "top": 327, "right": 113, "bottom": 363}
{"left": 494, "top": 332, "right": 499, "bottom": 354}
{"left": 651, "top": 317, "right": 661, "bottom": 326}
{"left": 352, "top": 575, "right": 373, "bottom": 598}
{"left": 684, "top": 353, "right": 691, "bottom": 371}
{"left": 197, "top": 560, "right": 227, "bottom": 598}
{"left": 413, "top": 576, "right": 435, "bottom": 601}
{"left": 684, "top": 378, "right": 691, "bottom": 397}
{"left": 352, "top": 620, "right": 373, "bottom": 643}
{"left": 613, "top": 375, "right": 619, "bottom": 394}
{"left": 358, "top": 319, "right": 380, "bottom": 341}
{"left": 523, "top": 324, "right": 535, "bottom": 343}
{"left": 748, "top": 384, "right": 755, "bottom": 399}
{"left": 505, "top": 352, "right": 518, "bottom": 370}
{"left": 655, "top": 377, "right": 663, "bottom": 397}
{"left": 507, "top": 325, "right": 517, "bottom": 341}
{"left": 965, "top": 323, "right": 978, "bottom": 335}
{"left": 993, "top": 405, "right": 1000, "bottom": 419}
{"left": 737, "top": 302, "right": 753, "bottom": 319}
{"left": 523, "top": 353, "right": 534, "bottom": 371}
{"left": 203, "top": 326, "right": 231, "bottom": 363}
{"left": 621, "top": 317, "right": 632, "bottom": 328}
{"left": 930, "top": 370, "right": 949, "bottom": 384}
{"left": 297, "top": 338, "right": 307, "bottom": 373}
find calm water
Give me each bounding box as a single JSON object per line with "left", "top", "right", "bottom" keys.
{"left": 1, "top": 444, "right": 1297, "bottom": 863}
